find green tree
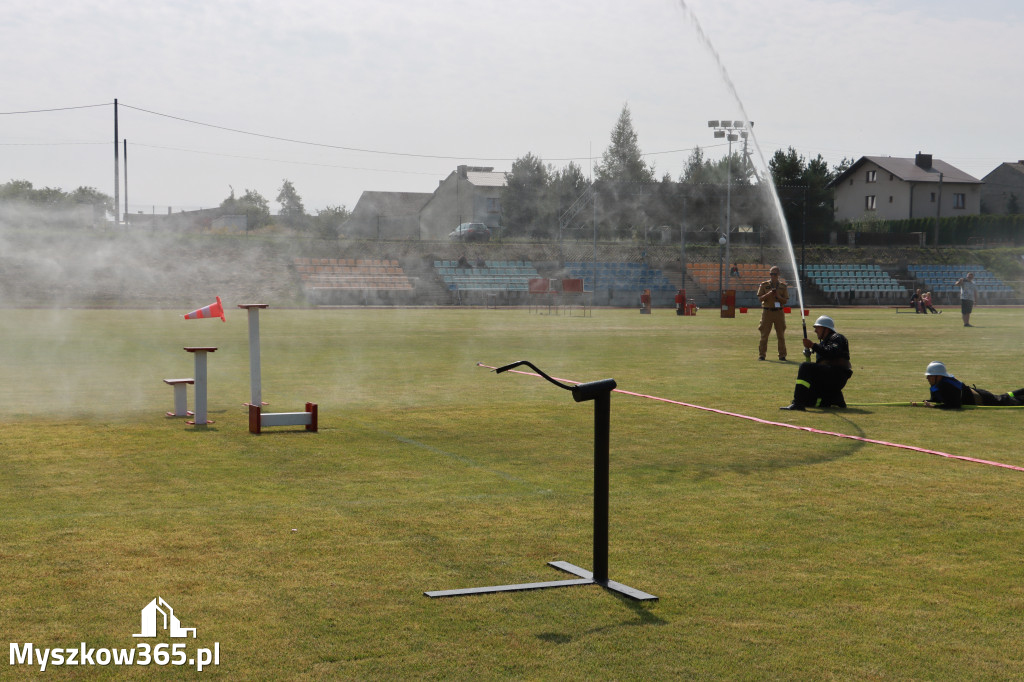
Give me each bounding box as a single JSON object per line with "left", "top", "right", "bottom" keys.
{"left": 276, "top": 179, "right": 306, "bottom": 229}
{"left": 314, "top": 204, "right": 351, "bottom": 239}
{"left": 833, "top": 157, "right": 854, "bottom": 176}
{"left": 0, "top": 179, "right": 36, "bottom": 202}
{"left": 233, "top": 188, "right": 271, "bottom": 230}
{"left": 594, "top": 103, "right": 655, "bottom": 239}
{"left": 594, "top": 103, "right": 654, "bottom": 185}
{"left": 803, "top": 154, "right": 836, "bottom": 229}
{"left": 769, "top": 147, "right": 838, "bottom": 234}
{"left": 219, "top": 186, "right": 239, "bottom": 212}
{"left": 680, "top": 147, "right": 716, "bottom": 185}
{"left": 549, "top": 161, "right": 590, "bottom": 239}
{"left": 501, "top": 152, "right": 550, "bottom": 238}
{"left": 0, "top": 179, "right": 112, "bottom": 220}
{"left": 67, "top": 186, "right": 114, "bottom": 217}
{"left": 677, "top": 147, "right": 728, "bottom": 231}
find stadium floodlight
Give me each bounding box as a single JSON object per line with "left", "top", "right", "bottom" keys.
{"left": 708, "top": 119, "right": 754, "bottom": 287}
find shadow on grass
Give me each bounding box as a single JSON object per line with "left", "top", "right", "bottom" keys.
{"left": 694, "top": 408, "right": 873, "bottom": 479}
{"left": 535, "top": 588, "right": 667, "bottom": 644}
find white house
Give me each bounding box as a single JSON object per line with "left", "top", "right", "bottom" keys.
{"left": 829, "top": 153, "right": 981, "bottom": 222}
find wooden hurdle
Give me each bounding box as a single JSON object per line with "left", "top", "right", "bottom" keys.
{"left": 248, "top": 402, "right": 318, "bottom": 434}
{"left": 238, "top": 303, "right": 318, "bottom": 435}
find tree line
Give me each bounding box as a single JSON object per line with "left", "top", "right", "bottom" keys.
{"left": 500, "top": 103, "right": 851, "bottom": 242}
{"left": 0, "top": 180, "right": 113, "bottom": 216}
{"left": 217, "top": 181, "right": 351, "bottom": 238}
{"left": 0, "top": 178, "right": 350, "bottom": 237}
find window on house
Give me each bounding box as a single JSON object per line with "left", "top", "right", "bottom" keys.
{"left": 486, "top": 198, "right": 500, "bottom": 214}
{"left": 930, "top": 192, "right": 936, "bottom": 202}
{"left": 889, "top": 196, "right": 893, "bottom": 203}
{"left": 865, "top": 195, "right": 877, "bottom": 210}
{"left": 866, "top": 170, "right": 877, "bottom": 183}
{"left": 889, "top": 174, "right": 894, "bottom": 181}
{"left": 953, "top": 193, "right": 966, "bottom": 209}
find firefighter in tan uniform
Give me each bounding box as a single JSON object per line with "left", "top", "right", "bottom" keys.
{"left": 756, "top": 266, "right": 788, "bottom": 361}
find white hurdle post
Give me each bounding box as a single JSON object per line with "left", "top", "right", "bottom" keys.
{"left": 237, "top": 303, "right": 318, "bottom": 435}
{"left": 238, "top": 304, "right": 269, "bottom": 408}
{"left": 184, "top": 347, "right": 217, "bottom": 425}
{"left": 163, "top": 378, "right": 194, "bottom": 417}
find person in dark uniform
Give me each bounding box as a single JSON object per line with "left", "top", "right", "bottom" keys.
{"left": 912, "top": 361, "right": 1024, "bottom": 409}
{"left": 780, "top": 315, "right": 852, "bottom": 411}
{"left": 756, "top": 266, "right": 789, "bottom": 361}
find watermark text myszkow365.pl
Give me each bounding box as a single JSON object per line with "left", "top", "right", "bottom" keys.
{"left": 10, "top": 597, "right": 221, "bottom": 672}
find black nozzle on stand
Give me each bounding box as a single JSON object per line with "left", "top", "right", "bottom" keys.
{"left": 572, "top": 378, "right": 617, "bottom": 403}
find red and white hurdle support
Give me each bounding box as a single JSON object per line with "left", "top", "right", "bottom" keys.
{"left": 248, "top": 402, "right": 318, "bottom": 434}
{"left": 238, "top": 303, "right": 318, "bottom": 435}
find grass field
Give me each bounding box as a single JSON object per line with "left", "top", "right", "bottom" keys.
{"left": 2, "top": 305, "right": 1023, "bottom": 680}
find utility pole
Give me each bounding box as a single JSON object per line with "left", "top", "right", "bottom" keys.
{"left": 123, "top": 139, "right": 128, "bottom": 220}
{"left": 113, "top": 99, "right": 120, "bottom": 225}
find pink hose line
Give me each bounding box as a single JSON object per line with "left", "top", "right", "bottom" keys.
{"left": 477, "top": 363, "right": 1024, "bottom": 474}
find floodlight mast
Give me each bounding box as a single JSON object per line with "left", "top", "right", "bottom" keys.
{"left": 707, "top": 120, "right": 753, "bottom": 286}
{"left": 425, "top": 360, "right": 656, "bottom": 601}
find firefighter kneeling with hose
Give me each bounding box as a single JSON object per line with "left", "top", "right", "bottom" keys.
{"left": 780, "top": 316, "right": 852, "bottom": 411}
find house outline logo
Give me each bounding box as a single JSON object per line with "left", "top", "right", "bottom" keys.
{"left": 132, "top": 597, "right": 197, "bottom": 638}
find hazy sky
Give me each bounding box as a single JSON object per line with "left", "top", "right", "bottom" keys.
{"left": 2, "top": 0, "right": 1022, "bottom": 215}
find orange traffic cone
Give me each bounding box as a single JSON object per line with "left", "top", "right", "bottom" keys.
{"left": 184, "top": 296, "right": 226, "bottom": 322}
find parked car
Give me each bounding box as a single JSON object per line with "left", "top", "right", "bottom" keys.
{"left": 448, "top": 223, "right": 491, "bottom": 242}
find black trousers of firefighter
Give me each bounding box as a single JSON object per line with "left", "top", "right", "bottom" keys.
{"left": 793, "top": 362, "right": 853, "bottom": 408}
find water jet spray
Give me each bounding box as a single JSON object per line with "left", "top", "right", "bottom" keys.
{"left": 678, "top": 1, "right": 810, "bottom": 340}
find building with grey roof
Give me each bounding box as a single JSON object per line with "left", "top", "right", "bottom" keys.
{"left": 828, "top": 153, "right": 981, "bottom": 223}
{"left": 344, "top": 190, "right": 433, "bottom": 239}
{"left": 343, "top": 165, "right": 506, "bottom": 240}
{"left": 980, "top": 161, "right": 1024, "bottom": 215}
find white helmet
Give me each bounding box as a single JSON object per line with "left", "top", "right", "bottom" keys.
{"left": 925, "top": 361, "right": 951, "bottom": 377}
{"left": 812, "top": 315, "right": 835, "bottom": 331}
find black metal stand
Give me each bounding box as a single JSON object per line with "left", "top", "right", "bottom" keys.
{"left": 425, "top": 361, "right": 657, "bottom": 602}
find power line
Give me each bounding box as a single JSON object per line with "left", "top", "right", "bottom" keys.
{"left": 121, "top": 102, "right": 712, "bottom": 164}
{"left": 120, "top": 102, "right": 526, "bottom": 162}
{"left": 0, "top": 141, "right": 106, "bottom": 146}
{"left": 133, "top": 142, "right": 446, "bottom": 176}
{"left": 0, "top": 103, "right": 110, "bottom": 115}
{"left": 2, "top": 99, "right": 732, "bottom": 167}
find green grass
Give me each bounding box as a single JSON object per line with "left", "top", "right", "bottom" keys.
{"left": 2, "top": 306, "right": 1023, "bottom": 679}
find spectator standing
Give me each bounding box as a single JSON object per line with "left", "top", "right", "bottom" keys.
{"left": 955, "top": 272, "right": 977, "bottom": 327}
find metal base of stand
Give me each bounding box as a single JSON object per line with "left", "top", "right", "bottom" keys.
{"left": 425, "top": 560, "right": 657, "bottom": 601}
